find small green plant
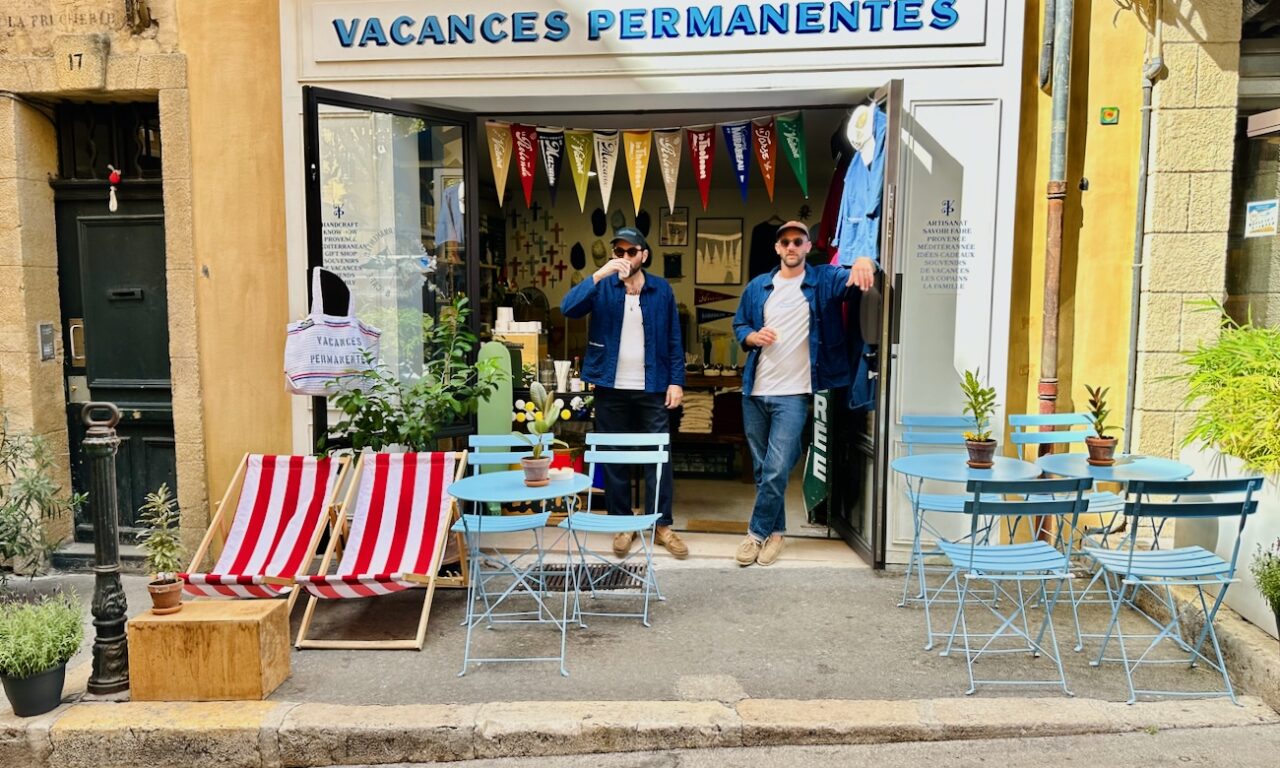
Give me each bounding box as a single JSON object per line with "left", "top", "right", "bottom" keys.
{"left": 514, "top": 381, "right": 569, "bottom": 460}
{"left": 960, "top": 368, "right": 997, "bottom": 442}
{"left": 1084, "top": 384, "right": 1117, "bottom": 439}
{"left": 0, "top": 592, "right": 83, "bottom": 679}
{"left": 137, "top": 484, "right": 183, "bottom": 582}
{"left": 1177, "top": 300, "right": 1280, "bottom": 475}
{"left": 1251, "top": 538, "right": 1280, "bottom": 616}
{"left": 1, "top": 417, "right": 85, "bottom": 586}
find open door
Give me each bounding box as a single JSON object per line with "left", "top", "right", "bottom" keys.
{"left": 301, "top": 87, "right": 479, "bottom": 448}
{"left": 825, "top": 79, "right": 903, "bottom": 569}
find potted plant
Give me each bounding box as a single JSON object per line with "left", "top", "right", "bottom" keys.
{"left": 1083, "top": 384, "right": 1118, "bottom": 466}
{"left": 960, "top": 368, "right": 997, "bottom": 468}
{"left": 137, "top": 483, "right": 185, "bottom": 615}
{"left": 1251, "top": 539, "right": 1280, "bottom": 653}
{"left": 0, "top": 593, "right": 83, "bottom": 717}
{"left": 1, "top": 416, "right": 84, "bottom": 586}
{"left": 514, "top": 381, "right": 569, "bottom": 487}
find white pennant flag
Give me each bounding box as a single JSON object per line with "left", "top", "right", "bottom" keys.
{"left": 593, "top": 130, "right": 620, "bottom": 210}
{"left": 654, "top": 128, "right": 682, "bottom": 212}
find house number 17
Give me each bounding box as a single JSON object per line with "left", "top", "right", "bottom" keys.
{"left": 67, "top": 53, "right": 83, "bottom": 70}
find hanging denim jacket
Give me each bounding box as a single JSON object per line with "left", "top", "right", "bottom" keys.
{"left": 832, "top": 104, "right": 888, "bottom": 268}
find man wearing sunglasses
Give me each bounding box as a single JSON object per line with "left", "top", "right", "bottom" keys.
{"left": 731, "top": 220, "right": 868, "bottom": 567}
{"left": 561, "top": 227, "right": 688, "bottom": 560}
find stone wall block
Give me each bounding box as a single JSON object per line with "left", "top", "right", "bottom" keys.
{"left": 17, "top": 179, "right": 57, "bottom": 269}
{"left": 1142, "top": 232, "right": 1228, "bottom": 293}
{"left": 1136, "top": 351, "right": 1191, "bottom": 411}
{"left": 1133, "top": 408, "right": 1176, "bottom": 458}
{"left": 1160, "top": 0, "right": 1244, "bottom": 44}
{"left": 1152, "top": 43, "right": 1199, "bottom": 109}
{"left": 52, "top": 35, "right": 109, "bottom": 91}
{"left": 137, "top": 55, "right": 187, "bottom": 90}
{"left": 1179, "top": 298, "right": 1223, "bottom": 351}
{"left": 1187, "top": 172, "right": 1233, "bottom": 233}
{"left": 1137, "top": 292, "right": 1183, "bottom": 352}
{"left": 1146, "top": 172, "right": 1190, "bottom": 233}
{"left": 102, "top": 54, "right": 140, "bottom": 91}
{"left": 1196, "top": 44, "right": 1240, "bottom": 107}
{"left": 158, "top": 89, "right": 191, "bottom": 181}
{"left": 1153, "top": 108, "right": 1237, "bottom": 172}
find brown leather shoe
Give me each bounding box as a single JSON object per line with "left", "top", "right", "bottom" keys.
{"left": 613, "top": 531, "right": 636, "bottom": 558}
{"left": 654, "top": 526, "right": 689, "bottom": 559}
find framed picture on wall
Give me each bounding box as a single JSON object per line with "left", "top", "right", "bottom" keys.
{"left": 659, "top": 206, "right": 689, "bottom": 246}
{"left": 694, "top": 218, "right": 744, "bottom": 285}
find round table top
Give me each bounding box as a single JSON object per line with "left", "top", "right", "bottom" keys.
{"left": 1036, "top": 453, "right": 1194, "bottom": 483}
{"left": 449, "top": 470, "right": 592, "bottom": 503}
{"left": 890, "top": 453, "right": 1041, "bottom": 483}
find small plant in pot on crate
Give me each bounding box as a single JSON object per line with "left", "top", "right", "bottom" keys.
{"left": 960, "top": 368, "right": 998, "bottom": 469}
{"left": 1083, "top": 384, "right": 1119, "bottom": 466}
{"left": 0, "top": 592, "right": 83, "bottom": 717}
{"left": 514, "top": 382, "right": 569, "bottom": 487}
{"left": 137, "top": 483, "right": 185, "bottom": 615}
{"left": 1251, "top": 538, "right": 1280, "bottom": 652}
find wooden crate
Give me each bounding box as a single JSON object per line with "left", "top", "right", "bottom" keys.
{"left": 127, "top": 600, "right": 290, "bottom": 701}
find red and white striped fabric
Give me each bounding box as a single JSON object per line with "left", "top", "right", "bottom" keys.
{"left": 181, "top": 455, "right": 341, "bottom": 598}
{"left": 299, "top": 452, "right": 455, "bottom": 600}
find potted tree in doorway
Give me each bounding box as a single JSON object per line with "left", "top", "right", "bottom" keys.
{"left": 1084, "top": 384, "right": 1119, "bottom": 466}
{"left": 0, "top": 593, "right": 83, "bottom": 717}
{"left": 137, "top": 483, "right": 185, "bottom": 615}
{"left": 960, "top": 368, "right": 997, "bottom": 469}
{"left": 514, "top": 381, "right": 569, "bottom": 487}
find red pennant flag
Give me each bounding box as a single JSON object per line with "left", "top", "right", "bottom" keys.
{"left": 695, "top": 288, "right": 737, "bottom": 306}
{"left": 752, "top": 117, "right": 778, "bottom": 201}
{"left": 511, "top": 123, "right": 538, "bottom": 208}
{"left": 687, "top": 125, "right": 715, "bottom": 211}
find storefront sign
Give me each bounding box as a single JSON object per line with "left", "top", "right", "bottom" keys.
{"left": 803, "top": 390, "right": 830, "bottom": 522}
{"left": 312, "top": 1, "right": 984, "bottom": 61}
{"left": 1244, "top": 199, "right": 1278, "bottom": 238}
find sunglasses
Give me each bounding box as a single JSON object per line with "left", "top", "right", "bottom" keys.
{"left": 613, "top": 246, "right": 642, "bottom": 257}
{"left": 778, "top": 237, "right": 807, "bottom": 247}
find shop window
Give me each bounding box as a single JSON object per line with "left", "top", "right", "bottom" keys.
{"left": 56, "top": 102, "right": 162, "bottom": 181}
{"left": 1225, "top": 125, "right": 1280, "bottom": 326}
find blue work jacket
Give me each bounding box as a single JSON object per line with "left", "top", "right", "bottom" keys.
{"left": 833, "top": 104, "right": 887, "bottom": 268}
{"left": 732, "top": 264, "right": 855, "bottom": 396}
{"left": 560, "top": 271, "right": 685, "bottom": 392}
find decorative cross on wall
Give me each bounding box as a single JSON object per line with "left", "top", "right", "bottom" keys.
{"left": 523, "top": 240, "right": 535, "bottom": 256}
{"left": 508, "top": 255, "right": 522, "bottom": 276}
{"left": 541, "top": 211, "right": 553, "bottom": 231}
{"left": 529, "top": 200, "right": 543, "bottom": 220}
{"left": 507, "top": 208, "right": 520, "bottom": 228}
{"left": 549, "top": 221, "right": 564, "bottom": 243}
{"left": 513, "top": 231, "right": 526, "bottom": 249}
{"left": 537, "top": 265, "right": 551, "bottom": 287}
{"left": 545, "top": 244, "right": 560, "bottom": 260}
{"left": 553, "top": 262, "right": 568, "bottom": 282}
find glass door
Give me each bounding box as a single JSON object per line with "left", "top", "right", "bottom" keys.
{"left": 302, "top": 86, "right": 479, "bottom": 446}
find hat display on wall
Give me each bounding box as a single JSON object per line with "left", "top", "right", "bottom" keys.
{"left": 635, "top": 209, "right": 651, "bottom": 237}
{"left": 591, "top": 208, "right": 607, "bottom": 236}
{"left": 610, "top": 209, "right": 626, "bottom": 230}
{"left": 591, "top": 239, "right": 608, "bottom": 266}
{"left": 570, "top": 242, "right": 586, "bottom": 270}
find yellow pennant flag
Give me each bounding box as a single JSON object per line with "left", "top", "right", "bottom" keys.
{"left": 485, "top": 121, "right": 513, "bottom": 208}
{"left": 622, "top": 130, "right": 652, "bottom": 216}
{"left": 565, "top": 130, "right": 593, "bottom": 212}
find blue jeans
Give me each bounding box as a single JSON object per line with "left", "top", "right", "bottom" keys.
{"left": 742, "top": 395, "right": 809, "bottom": 541}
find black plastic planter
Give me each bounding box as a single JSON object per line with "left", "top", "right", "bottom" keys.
{"left": 1, "top": 663, "right": 66, "bottom": 717}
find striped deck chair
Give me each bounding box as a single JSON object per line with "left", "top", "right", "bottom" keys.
{"left": 293, "top": 451, "right": 466, "bottom": 650}
{"left": 181, "top": 454, "right": 348, "bottom": 608}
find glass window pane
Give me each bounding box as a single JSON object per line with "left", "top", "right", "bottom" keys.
{"left": 1226, "top": 131, "right": 1280, "bottom": 326}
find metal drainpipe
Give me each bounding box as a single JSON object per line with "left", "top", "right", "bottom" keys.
{"left": 1123, "top": 2, "right": 1166, "bottom": 453}
{"left": 1038, "top": 0, "right": 1075, "bottom": 428}
{"left": 1040, "top": 0, "right": 1056, "bottom": 91}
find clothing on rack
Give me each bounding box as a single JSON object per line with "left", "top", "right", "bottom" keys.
{"left": 747, "top": 218, "right": 783, "bottom": 280}
{"left": 814, "top": 152, "right": 852, "bottom": 260}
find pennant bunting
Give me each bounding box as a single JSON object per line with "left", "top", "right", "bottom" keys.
{"left": 722, "top": 122, "right": 751, "bottom": 202}
{"left": 622, "top": 130, "right": 652, "bottom": 216}
{"left": 776, "top": 111, "right": 809, "bottom": 198}
{"left": 696, "top": 307, "right": 735, "bottom": 325}
{"left": 536, "top": 127, "right": 565, "bottom": 205}
{"left": 565, "top": 130, "right": 593, "bottom": 212}
{"left": 686, "top": 125, "right": 715, "bottom": 211}
{"left": 593, "top": 130, "right": 620, "bottom": 210}
{"left": 511, "top": 123, "right": 538, "bottom": 208}
{"left": 654, "top": 128, "right": 682, "bottom": 212}
{"left": 751, "top": 117, "right": 778, "bottom": 201}
{"left": 694, "top": 288, "right": 737, "bottom": 305}
{"left": 485, "top": 121, "right": 513, "bottom": 208}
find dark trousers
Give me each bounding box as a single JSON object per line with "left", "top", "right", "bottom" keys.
{"left": 592, "top": 387, "right": 674, "bottom": 527}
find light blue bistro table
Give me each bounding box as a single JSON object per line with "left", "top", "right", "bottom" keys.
{"left": 1035, "top": 453, "right": 1194, "bottom": 483}
{"left": 448, "top": 470, "right": 592, "bottom": 676}
{"left": 890, "top": 453, "right": 1042, "bottom": 649}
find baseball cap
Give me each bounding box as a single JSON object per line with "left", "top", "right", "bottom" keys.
{"left": 610, "top": 226, "right": 650, "bottom": 252}
{"left": 775, "top": 220, "right": 810, "bottom": 239}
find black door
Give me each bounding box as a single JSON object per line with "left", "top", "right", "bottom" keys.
{"left": 56, "top": 184, "right": 176, "bottom": 544}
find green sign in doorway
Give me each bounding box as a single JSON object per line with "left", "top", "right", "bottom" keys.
{"left": 803, "top": 390, "right": 830, "bottom": 523}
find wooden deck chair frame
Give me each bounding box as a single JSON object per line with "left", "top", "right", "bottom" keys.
{"left": 184, "top": 453, "right": 351, "bottom": 613}
{"left": 291, "top": 450, "right": 468, "bottom": 651}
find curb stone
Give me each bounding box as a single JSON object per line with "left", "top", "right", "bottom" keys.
{"left": 0, "top": 695, "right": 1275, "bottom": 767}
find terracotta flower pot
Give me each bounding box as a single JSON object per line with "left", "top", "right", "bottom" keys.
{"left": 965, "top": 439, "right": 997, "bottom": 469}
{"left": 521, "top": 456, "right": 552, "bottom": 487}
{"left": 1085, "top": 435, "right": 1118, "bottom": 466}
{"left": 147, "top": 578, "right": 184, "bottom": 615}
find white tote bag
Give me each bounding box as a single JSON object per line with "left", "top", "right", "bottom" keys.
{"left": 284, "top": 269, "right": 382, "bottom": 396}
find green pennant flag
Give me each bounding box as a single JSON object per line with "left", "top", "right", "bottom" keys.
{"left": 776, "top": 111, "right": 809, "bottom": 199}
{"left": 565, "top": 130, "right": 593, "bottom": 212}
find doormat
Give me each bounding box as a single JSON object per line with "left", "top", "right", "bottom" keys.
{"left": 538, "top": 563, "right": 648, "bottom": 592}
{"left": 684, "top": 519, "right": 749, "bottom": 534}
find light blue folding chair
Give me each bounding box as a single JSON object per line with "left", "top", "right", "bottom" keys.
{"left": 558, "top": 432, "right": 668, "bottom": 628}
{"left": 897, "top": 415, "right": 1002, "bottom": 649}
{"left": 939, "top": 477, "right": 1091, "bottom": 696}
{"left": 1087, "top": 477, "right": 1262, "bottom": 704}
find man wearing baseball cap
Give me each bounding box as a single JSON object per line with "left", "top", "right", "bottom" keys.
{"left": 561, "top": 226, "right": 689, "bottom": 559}
{"left": 731, "top": 220, "right": 867, "bottom": 567}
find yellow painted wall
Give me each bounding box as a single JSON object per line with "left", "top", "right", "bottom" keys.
{"left": 1007, "top": 1, "right": 1148, "bottom": 446}
{"left": 181, "top": 0, "right": 292, "bottom": 498}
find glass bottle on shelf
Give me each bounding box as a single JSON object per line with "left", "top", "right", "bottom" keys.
{"left": 569, "top": 355, "right": 583, "bottom": 392}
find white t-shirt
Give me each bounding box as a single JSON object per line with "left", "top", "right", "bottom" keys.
{"left": 614, "top": 293, "right": 646, "bottom": 390}
{"left": 752, "top": 273, "right": 811, "bottom": 396}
